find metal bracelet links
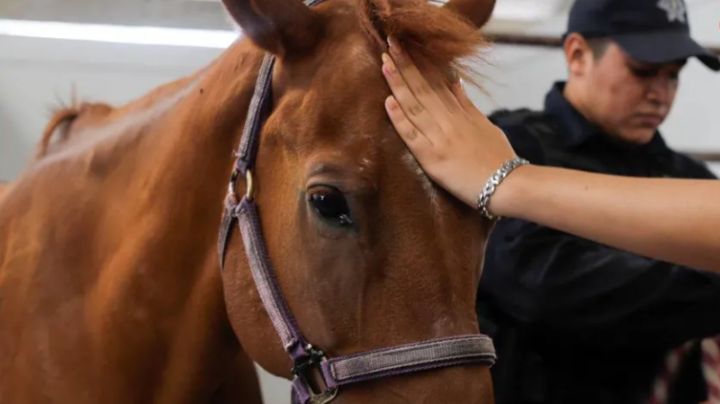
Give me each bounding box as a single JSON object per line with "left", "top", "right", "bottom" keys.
{"left": 477, "top": 157, "right": 529, "bottom": 221}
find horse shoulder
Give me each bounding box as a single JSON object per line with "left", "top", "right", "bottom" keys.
{"left": 0, "top": 181, "right": 9, "bottom": 201}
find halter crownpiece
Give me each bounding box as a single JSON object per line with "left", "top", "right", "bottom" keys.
{"left": 217, "top": 2, "right": 496, "bottom": 402}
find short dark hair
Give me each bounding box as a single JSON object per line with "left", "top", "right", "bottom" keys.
{"left": 585, "top": 37, "right": 611, "bottom": 60}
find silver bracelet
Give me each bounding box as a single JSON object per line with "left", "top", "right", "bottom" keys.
{"left": 477, "top": 157, "right": 529, "bottom": 220}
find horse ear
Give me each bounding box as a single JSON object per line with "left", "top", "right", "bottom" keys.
{"left": 443, "top": 0, "right": 496, "bottom": 28}
{"left": 221, "top": 0, "right": 321, "bottom": 57}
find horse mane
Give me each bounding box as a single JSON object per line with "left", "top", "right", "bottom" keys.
{"left": 37, "top": 107, "right": 81, "bottom": 159}
{"left": 357, "top": 0, "right": 486, "bottom": 79}
{"left": 35, "top": 73, "right": 202, "bottom": 160}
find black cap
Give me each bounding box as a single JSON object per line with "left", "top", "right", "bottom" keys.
{"left": 566, "top": 0, "right": 719, "bottom": 71}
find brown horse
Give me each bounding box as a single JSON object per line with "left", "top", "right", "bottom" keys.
{"left": 0, "top": 182, "right": 9, "bottom": 201}
{"left": 0, "top": 104, "right": 113, "bottom": 206}
{"left": 35, "top": 102, "right": 115, "bottom": 159}
{"left": 0, "top": 0, "right": 497, "bottom": 402}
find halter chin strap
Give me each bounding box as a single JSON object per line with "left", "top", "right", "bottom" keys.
{"left": 218, "top": 3, "right": 496, "bottom": 402}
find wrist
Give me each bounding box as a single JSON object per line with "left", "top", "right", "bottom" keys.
{"left": 477, "top": 157, "right": 529, "bottom": 220}
{"left": 486, "top": 162, "right": 533, "bottom": 219}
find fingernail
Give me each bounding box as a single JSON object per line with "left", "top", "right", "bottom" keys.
{"left": 381, "top": 52, "right": 389, "bottom": 64}
{"left": 382, "top": 62, "right": 394, "bottom": 76}
{"left": 386, "top": 96, "right": 397, "bottom": 111}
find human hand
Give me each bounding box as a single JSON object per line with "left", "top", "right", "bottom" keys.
{"left": 381, "top": 37, "right": 517, "bottom": 210}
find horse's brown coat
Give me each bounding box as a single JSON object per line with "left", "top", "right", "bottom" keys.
{"left": 0, "top": 1, "right": 496, "bottom": 402}
{"left": 0, "top": 182, "right": 9, "bottom": 201}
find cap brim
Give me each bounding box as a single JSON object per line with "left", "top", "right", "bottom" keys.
{"left": 612, "top": 31, "right": 720, "bottom": 71}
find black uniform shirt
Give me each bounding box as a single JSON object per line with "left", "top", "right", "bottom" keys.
{"left": 480, "top": 82, "right": 720, "bottom": 404}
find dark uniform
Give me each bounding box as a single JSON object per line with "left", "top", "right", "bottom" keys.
{"left": 479, "top": 82, "right": 720, "bottom": 404}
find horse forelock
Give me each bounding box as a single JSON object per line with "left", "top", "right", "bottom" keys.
{"left": 356, "top": 0, "right": 487, "bottom": 79}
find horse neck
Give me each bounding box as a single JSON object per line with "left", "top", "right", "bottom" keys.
{"left": 0, "top": 41, "right": 265, "bottom": 403}
{"left": 82, "top": 40, "right": 264, "bottom": 315}
{"left": 100, "top": 40, "right": 261, "bottom": 261}
{"left": 25, "top": 40, "right": 261, "bottom": 401}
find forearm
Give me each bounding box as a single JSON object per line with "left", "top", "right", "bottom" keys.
{"left": 379, "top": 46, "right": 720, "bottom": 274}
{"left": 493, "top": 165, "right": 720, "bottom": 273}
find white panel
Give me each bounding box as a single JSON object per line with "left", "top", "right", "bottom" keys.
{"left": 0, "top": 19, "right": 237, "bottom": 48}
{"left": 257, "top": 366, "right": 291, "bottom": 404}
{"left": 0, "top": 35, "right": 222, "bottom": 180}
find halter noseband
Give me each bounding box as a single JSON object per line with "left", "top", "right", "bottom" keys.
{"left": 217, "top": 3, "right": 496, "bottom": 402}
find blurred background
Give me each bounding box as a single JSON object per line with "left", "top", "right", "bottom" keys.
{"left": 2, "top": 0, "right": 719, "bottom": 182}
{"left": 1, "top": 0, "right": 718, "bottom": 401}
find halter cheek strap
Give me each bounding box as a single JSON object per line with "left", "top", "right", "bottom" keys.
{"left": 218, "top": 4, "right": 496, "bottom": 402}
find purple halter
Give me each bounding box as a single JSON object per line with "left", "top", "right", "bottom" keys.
{"left": 218, "top": 3, "right": 496, "bottom": 402}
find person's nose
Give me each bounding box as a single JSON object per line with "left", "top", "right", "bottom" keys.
{"left": 646, "top": 74, "right": 675, "bottom": 106}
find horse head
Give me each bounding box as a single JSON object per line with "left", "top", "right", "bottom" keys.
{"left": 218, "top": 0, "right": 498, "bottom": 402}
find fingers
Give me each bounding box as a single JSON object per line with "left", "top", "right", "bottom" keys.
{"left": 385, "top": 95, "right": 433, "bottom": 150}
{"left": 386, "top": 37, "right": 458, "bottom": 123}
{"left": 382, "top": 53, "right": 444, "bottom": 140}
{"left": 435, "top": 73, "right": 465, "bottom": 113}
{"left": 450, "top": 81, "right": 475, "bottom": 113}
{"left": 450, "top": 81, "right": 487, "bottom": 120}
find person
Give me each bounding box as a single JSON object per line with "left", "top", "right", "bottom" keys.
{"left": 381, "top": 0, "right": 720, "bottom": 402}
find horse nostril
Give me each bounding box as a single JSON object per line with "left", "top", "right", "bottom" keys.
{"left": 308, "top": 186, "right": 355, "bottom": 227}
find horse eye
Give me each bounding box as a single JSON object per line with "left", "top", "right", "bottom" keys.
{"left": 308, "top": 187, "right": 354, "bottom": 227}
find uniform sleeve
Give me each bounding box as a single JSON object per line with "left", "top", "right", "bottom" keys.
{"left": 479, "top": 219, "right": 720, "bottom": 350}
{"left": 489, "top": 109, "right": 550, "bottom": 165}
{"left": 499, "top": 124, "right": 548, "bottom": 165}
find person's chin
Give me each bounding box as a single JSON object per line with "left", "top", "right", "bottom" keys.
{"left": 619, "top": 127, "right": 656, "bottom": 145}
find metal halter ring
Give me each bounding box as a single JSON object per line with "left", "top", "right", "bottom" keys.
{"left": 245, "top": 169, "right": 255, "bottom": 200}
{"left": 292, "top": 345, "right": 338, "bottom": 404}
{"left": 226, "top": 169, "right": 255, "bottom": 201}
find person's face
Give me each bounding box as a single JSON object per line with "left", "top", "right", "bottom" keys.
{"left": 573, "top": 41, "right": 685, "bottom": 144}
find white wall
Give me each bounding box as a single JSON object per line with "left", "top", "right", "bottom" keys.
{"left": 2, "top": 34, "right": 718, "bottom": 181}
{"left": 0, "top": 36, "right": 219, "bottom": 180}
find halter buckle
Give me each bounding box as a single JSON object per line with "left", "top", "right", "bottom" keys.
{"left": 292, "top": 345, "right": 338, "bottom": 404}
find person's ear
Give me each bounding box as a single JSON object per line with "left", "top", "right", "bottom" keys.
{"left": 221, "top": 0, "right": 322, "bottom": 58}
{"left": 564, "top": 33, "right": 593, "bottom": 78}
